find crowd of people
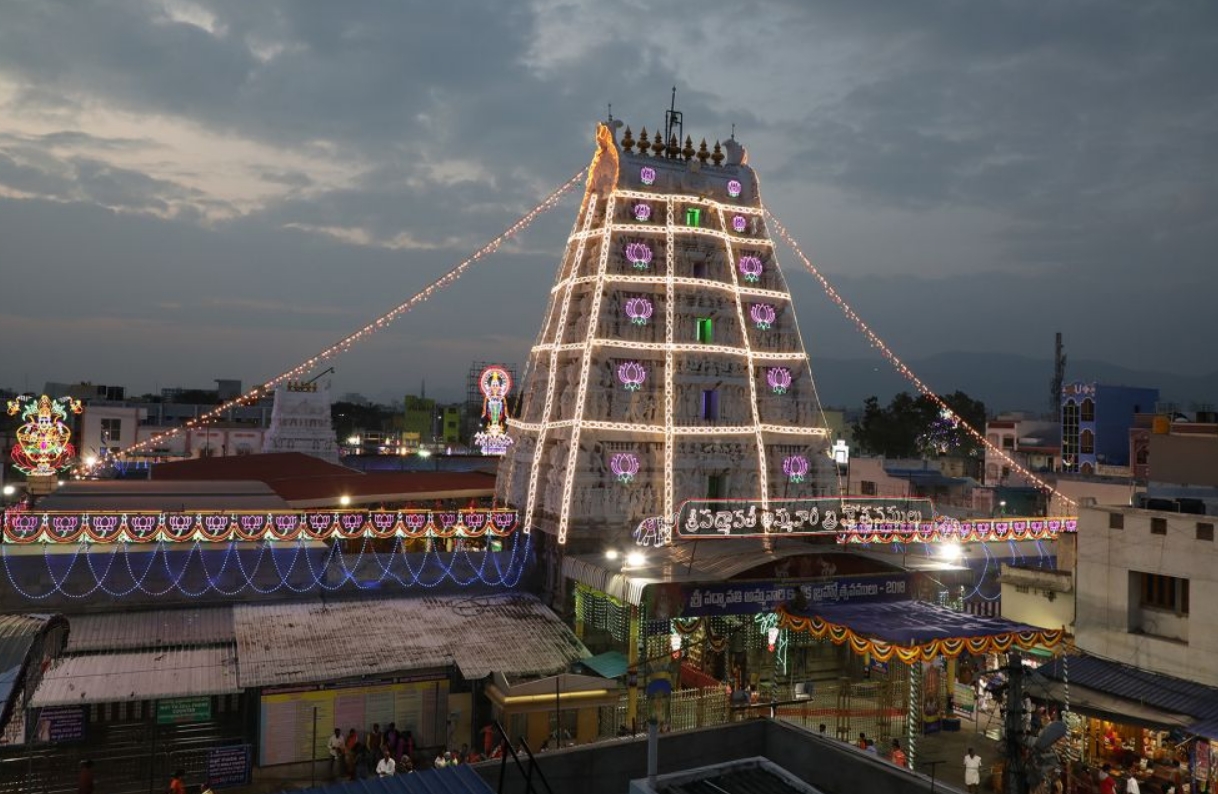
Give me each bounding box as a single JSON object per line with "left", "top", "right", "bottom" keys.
{"left": 326, "top": 722, "right": 503, "bottom": 779}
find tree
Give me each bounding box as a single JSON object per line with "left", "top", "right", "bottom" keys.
{"left": 852, "top": 391, "right": 986, "bottom": 458}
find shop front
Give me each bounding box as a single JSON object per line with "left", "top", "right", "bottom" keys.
{"left": 1037, "top": 655, "right": 1218, "bottom": 794}
{"left": 484, "top": 672, "right": 619, "bottom": 750}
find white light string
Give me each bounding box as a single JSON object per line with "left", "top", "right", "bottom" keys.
{"left": 118, "top": 170, "right": 588, "bottom": 459}
{"left": 764, "top": 211, "right": 1077, "bottom": 509}
{"left": 523, "top": 193, "right": 600, "bottom": 533}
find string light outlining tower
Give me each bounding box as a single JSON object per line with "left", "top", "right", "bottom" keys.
{"left": 497, "top": 113, "right": 834, "bottom": 546}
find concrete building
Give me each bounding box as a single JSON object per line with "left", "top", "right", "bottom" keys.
{"left": 983, "top": 414, "right": 1059, "bottom": 487}
{"left": 1073, "top": 502, "right": 1217, "bottom": 685}
{"left": 1060, "top": 382, "right": 1159, "bottom": 475}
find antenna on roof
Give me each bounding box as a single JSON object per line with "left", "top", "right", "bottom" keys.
{"left": 664, "top": 86, "right": 683, "bottom": 157}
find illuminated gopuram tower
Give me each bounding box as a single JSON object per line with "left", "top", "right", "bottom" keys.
{"left": 496, "top": 112, "right": 834, "bottom": 558}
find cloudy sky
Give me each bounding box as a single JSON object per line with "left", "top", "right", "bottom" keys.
{"left": 1, "top": 0, "right": 1215, "bottom": 404}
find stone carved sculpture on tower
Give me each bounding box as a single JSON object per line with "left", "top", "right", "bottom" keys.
{"left": 496, "top": 117, "right": 834, "bottom": 547}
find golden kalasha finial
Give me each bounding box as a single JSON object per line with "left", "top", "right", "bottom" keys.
{"left": 667, "top": 133, "right": 679, "bottom": 159}
{"left": 711, "top": 140, "right": 724, "bottom": 166}
{"left": 682, "top": 135, "right": 695, "bottom": 161}
{"left": 621, "top": 126, "right": 635, "bottom": 153}
{"left": 697, "top": 139, "right": 710, "bottom": 163}
{"left": 638, "top": 127, "right": 650, "bottom": 155}
{"left": 651, "top": 129, "right": 665, "bottom": 157}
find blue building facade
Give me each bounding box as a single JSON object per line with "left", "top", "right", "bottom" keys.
{"left": 1060, "top": 382, "right": 1159, "bottom": 473}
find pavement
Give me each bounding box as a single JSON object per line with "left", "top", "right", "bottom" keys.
{"left": 908, "top": 707, "right": 1006, "bottom": 792}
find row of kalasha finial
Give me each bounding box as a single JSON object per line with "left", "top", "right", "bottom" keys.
{"left": 620, "top": 126, "right": 726, "bottom": 165}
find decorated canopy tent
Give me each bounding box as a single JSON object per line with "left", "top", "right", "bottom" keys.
{"left": 776, "top": 600, "right": 1065, "bottom": 664}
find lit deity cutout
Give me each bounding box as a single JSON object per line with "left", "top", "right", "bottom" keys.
{"left": 474, "top": 366, "right": 514, "bottom": 455}
{"left": 7, "top": 394, "right": 83, "bottom": 476}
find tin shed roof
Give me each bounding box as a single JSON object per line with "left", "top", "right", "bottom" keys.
{"left": 31, "top": 645, "right": 240, "bottom": 707}
{"left": 66, "top": 607, "right": 234, "bottom": 652}
{"left": 233, "top": 593, "right": 587, "bottom": 688}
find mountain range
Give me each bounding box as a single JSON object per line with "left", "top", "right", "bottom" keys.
{"left": 811, "top": 352, "right": 1218, "bottom": 415}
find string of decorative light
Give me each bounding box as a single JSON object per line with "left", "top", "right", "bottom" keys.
{"left": 764, "top": 211, "right": 1077, "bottom": 509}
{"left": 117, "top": 171, "right": 588, "bottom": 459}
{"left": 1, "top": 534, "right": 530, "bottom": 600}
{"left": 523, "top": 192, "right": 600, "bottom": 533}
{"left": 550, "top": 274, "right": 791, "bottom": 301}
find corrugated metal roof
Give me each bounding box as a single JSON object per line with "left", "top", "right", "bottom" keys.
{"left": 1038, "top": 655, "right": 1218, "bottom": 726}
{"left": 66, "top": 607, "right": 234, "bottom": 652}
{"left": 233, "top": 594, "right": 588, "bottom": 688}
{"left": 31, "top": 645, "right": 240, "bottom": 706}
{"left": 293, "top": 763, "right": 494, "bottom": 794}
{"left": 0, "top": 614, "right": 66, "bottom": 732}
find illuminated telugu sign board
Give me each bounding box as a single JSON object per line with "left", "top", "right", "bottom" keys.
{"left": 674, "top": 497, "right": 934, "bottom": 539}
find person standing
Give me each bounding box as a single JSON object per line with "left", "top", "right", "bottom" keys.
{"left": 1099, "top": 764, "right": 1118, "bottom": 794}
{"left": 890, "top": 739, "right": 908, "bottom": 769}
{"left": 368, "top": 723, "right": 382, "bottom": 756}
{"left": 963, "top": 747, "right": 982, "bottom": 794}
{"left": 328, "top": 728, "right": 344, "bottom": 778}
{"left": 1125, "top": 766, "right": 1141, "bottom": 794}
{"left": 857, "top": 732, "right": 869, "bottom": 750}
{"left": 77, "top": 759, "right": 95, "bottom": 794}
{"left": 168, "top": 769, "right": 187, "bottom": 794}
{"left": 376, "top": 747, "right": 396, "bottom": 778}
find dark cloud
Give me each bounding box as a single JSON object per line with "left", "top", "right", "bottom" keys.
{"left": 0, "top": 0, "right": 1214, "bottom": 398}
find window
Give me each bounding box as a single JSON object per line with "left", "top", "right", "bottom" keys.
{"left": 1198, "top": 523, "right": 1214, "bottom": 541}
{"left": 1151, "top": 517, "right": 1167, "bottom": 535}
{"left": 860, "top": 481, "right": 877, "bottom": 496}
{"left": 1081, "top": 398, "right": 1095, "bottom": 422}
{"left": 1002, "top": 435, "right": 1015, "bottom": 450}
{"left": 701, "top": 390, "right": 720, "bottom": 421}
{"left": 1109, "top": 513, "right": 1124, "bottom": 529}
{"left": 706, "top": 474, "right": 725, "bottom": 500}
{"left": 100, "top": 417, "right": 122, "bottom": 445}
{"left": 696, "top": 318, "right": 713, "bottom": 344}
{"left": 685, "top": 207, "right": 701, "bottom": 227}
{"left": 1137, "top": 572, "right": 1189, "bottom": 614}
{"left": 693, "top": 261, "right": 708, "bottom": 279}
{"left": 1080, "top": 429, "right": 1095, "bottom": 455}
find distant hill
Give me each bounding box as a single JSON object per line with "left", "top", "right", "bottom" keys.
{"left": 812, "top": 351, "right": 1218, "bottom": 414}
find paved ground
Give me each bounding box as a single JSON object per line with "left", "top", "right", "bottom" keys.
{"left": 909, "top": 708, "right": 1005, "bottom": 792}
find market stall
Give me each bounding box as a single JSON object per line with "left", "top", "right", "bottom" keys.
{"left": 1037, "top": 655, "right": 1218, "bottom": 794}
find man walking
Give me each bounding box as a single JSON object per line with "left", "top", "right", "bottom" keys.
{"left": 963, "top": 747, "right": 982, "bottom": 794}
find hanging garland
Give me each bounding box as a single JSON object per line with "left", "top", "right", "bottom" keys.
{"left": 775, "top": 605, "right": 1063, "bottom": 664}
{"left": 2, "top": 508, "right": 520, "bottom": 544}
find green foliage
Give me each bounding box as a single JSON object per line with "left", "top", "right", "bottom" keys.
{"left": 851, "top": 391, "right": 986, "bottom": 458}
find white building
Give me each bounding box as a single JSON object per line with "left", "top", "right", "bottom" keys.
{"left": 261, "top": 381, "right": 340, "bottom": 464}
{"left": 1074, "top": 502, "right": 1218, "bottom": 686}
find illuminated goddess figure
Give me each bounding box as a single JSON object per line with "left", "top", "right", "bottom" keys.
{"left": 475, "top": 366, "right": 514, "bottom": 455}
{"left": 7, "top": 394, "right": 83, "bottom": 476}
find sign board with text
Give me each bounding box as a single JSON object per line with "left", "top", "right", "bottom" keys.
{"left": 157, "top": 697, "right": 212, "bottom": 724}
{"left": 675, "top": 497, "right": 935, "bottom": 539}
{"left": 658, "top": 573, "right": 912, "bottom": 618}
